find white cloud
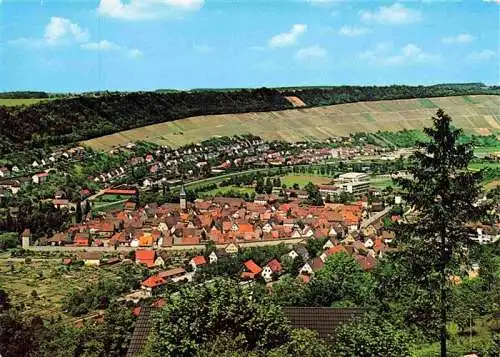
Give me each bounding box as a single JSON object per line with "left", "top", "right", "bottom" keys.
{"left": 44, "top": 17, "right": 89, "bottom": 44}
{"left": 442, "top": 33, "right": 474, "bottom": 44}
{"left": 467, "top": 49, "right": 496, "bottom": 61}
{"left": 360, "top": 43, "right": 441, "bottom": 65}
{"left": 10, "top": 17, "right": 89, "bottom": 47}
{"left": 360, "top": 3, "right": 422, "bottom": 25}
{"left": 483, "top": 0, "right": 500, "bottom": 4}
{"left": 81, "top": 40, "right": 121, "bottom": 51}
{"left": 98, "top": 0, "right": 205, "bottom": 20}
{"left": 10, "top": 17, "right": 143, "bottom": 59}
{"left": 269, "top": 24, "right": 307, "bottom": 48}
{"left": 295, "top": 45, "right": 327, "bottom": 61}
{"left": 193, "top": 44, "right": 213, "bottom": 54}
{"left": 338, "top": 26, "right": 369, "bottom": 37}
{"left": 128, "top": 49, "right": 144, "bottom": 58}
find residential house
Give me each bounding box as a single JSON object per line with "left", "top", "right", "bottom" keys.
{"left": 47, "top": 232, "right": 67, "bottom": 246}
{"left": 241, "top": 259, "right": 262, "bottom": 280}
{"left": 354, "top": 254, "right": 377, "bottom": 271}
{"left": 80, "top": 252, "right": 102, "bottom": 266}
{"left": 158, "top": 267, "right": 187, "bottom": 282}
{"left": 190, "top": 255, "right": 207, "bottom": 272}
{"left": 320, "top": 245, "right": 348, "bottom": 262}
{"left": 32, "top": 172, "right": 48, "bottom": 184}
{"left": 224, "top": 242, "right": 239, "bottom": 255}
{"left": 136, "top": 250, "right": 156, "bottom": 268}
{"left": 300, "top": 257, "right": 324, "bottom": 275}
{"left": 141, "top": 275, "right": 167, "bottom": 297}
{"left": 262, "top": 259, "right": 282, "bottom": 282}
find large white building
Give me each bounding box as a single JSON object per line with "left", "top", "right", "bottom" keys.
{"left": 335, "top": 172, "right": 370, "bottom": 195}
{"left": 336, "top": 172, "right": 369, "bottom": 183}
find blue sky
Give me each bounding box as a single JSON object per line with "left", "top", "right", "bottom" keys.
{"left": 0, "top": 0, "right": 499, "bottom": 92}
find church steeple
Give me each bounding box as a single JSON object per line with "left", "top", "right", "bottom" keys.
{"left": 180, "top": 184, "right": 187, "bottom": 210}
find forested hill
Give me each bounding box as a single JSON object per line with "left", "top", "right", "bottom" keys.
{"left": 0, "top": 84, "right": 498, "bottom": 154}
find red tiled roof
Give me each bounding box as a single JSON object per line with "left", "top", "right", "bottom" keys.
{"left": 136, "top": 250, "right": 155, "bottom": 267}
{"left": 325, "top": 245, "right": 348, "bottom": 257}
{"left": 310, "top": 257, "right": 324, "bottom": 271}
{"left": 243, "top": 259, "right": 262, "bottom": 275}
{"left": 151, "top": 298, "right": 167, "bottom": 308}
{"left": 354, "top": 255, "right": 378, "bottom": 271}
{"left": 191, "top": 255, "right": 207, "bottom": 266}
{"left": 266, "top": 259, "right": 282, "bottom": 273}
{"left": 180, "top": 236, "right": 200, "bottom": 245}
{"left": 142, "top": 275, "right": 166, "bottom": 288}
{"left": 132, "top": 306, "right": 142, "bottom": 317}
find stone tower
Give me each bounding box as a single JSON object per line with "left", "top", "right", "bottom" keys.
{"left": 21, "top": 228, "right": 31, "bottom": 249}
{"left": 179, "top": 184, "right": 187, "bottom": 210}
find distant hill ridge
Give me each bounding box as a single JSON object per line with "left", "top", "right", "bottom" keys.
{"left": 0, "top": 83, "right": 498, "bottom": 153}
{"left": 83, "top": 95, "right": 500, "bottom": 150}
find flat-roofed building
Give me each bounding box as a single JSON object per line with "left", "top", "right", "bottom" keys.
{"left": 336, "top": 172, "right": 369, "bottom": 184}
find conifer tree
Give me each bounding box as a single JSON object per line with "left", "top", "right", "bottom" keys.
{"left": 394, "top": 109, "right": 486, "bottom": 356}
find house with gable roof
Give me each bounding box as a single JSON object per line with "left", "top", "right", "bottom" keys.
{"left": 241, "top": 259, "right": 262, "bottom": 280}
{"left": 190, "top": 255, "right": 207, "bottom": 272}
{"left": 262, "top": 259, "right": 283, "bottom": 282}
{"left": 320, "top": 244, "right": 348, "bottom": 262}
{"left": 136, "top": 250, "right": 156, "bottom": 268}
{"left": 141, "top": 275, "right": 167, "bottom": 297}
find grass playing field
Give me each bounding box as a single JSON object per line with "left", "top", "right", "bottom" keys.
{"left": 82, "top": 95, "right": 500, "bottom": 150}
{"left": 280, "top": 174, "right": 332, "bottom": 188}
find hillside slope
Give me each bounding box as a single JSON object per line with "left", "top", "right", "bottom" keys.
{"left": 83, "top": 95, "right": 500, "bottom": 150}
{"left": 1, "top": 84, "right": 497, "bottom": 154}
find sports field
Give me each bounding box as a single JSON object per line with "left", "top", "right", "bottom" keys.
{"left": 82, "top": 95, "right": 500, "bottom": 150}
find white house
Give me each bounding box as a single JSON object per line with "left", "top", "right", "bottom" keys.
{"left": 130, "top": 238, "right": 140, "bottom": 248}
{"left": 322, "top": 238, "right": 335, "bottom": 250}
{"left": 299, "top": 262, "right": 313, "bottom": 275}
{"left": 209, "top": 251, "right": 218, "bottom": 264}
{"left": 32, "top": 172, "right": 48, "bottom": 184}
{"left": 189, "top": 255, "right": 207, "bottom": 272}
{"left": 261, "top": 259, "right": 282, "bottom": 282}
{"left": 364, "top": 238, "right": 374, "bottom": 249}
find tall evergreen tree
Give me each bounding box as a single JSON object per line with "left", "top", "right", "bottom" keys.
{"left": 75, "top": 201, "right": 82, "bottom": 224}
{"left": 394, "top": 109, "right": 486, "bottom": 356}
{"left": 255, "top": 176, "right": 264, "bottom": 194}
{"left": 264, "top": 178, "right": 273, "bottom": 194}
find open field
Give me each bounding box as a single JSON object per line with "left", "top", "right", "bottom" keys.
{"left": 484, "top": 180, "right": 500, "bottom": 190}
{"left": 0, "top": 98, "right": 50, "bottom": 106}
{"left": 280, "top": 174, "right": 332, "bottom": 187}
{"left": 199, "top": 185, "right": 255, "bottom": 197}
{"left": 82, "top": 95, "right": 500, "bottom": 150}
{"left": 469, "top": 162, "right": 500, "bottom": 171}
{"left": 0, "top": 259, "right": 123, "bottom": 320}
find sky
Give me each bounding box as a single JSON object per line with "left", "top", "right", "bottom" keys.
{"left": 0, "top": 0, "right": 499, "bottom": 92}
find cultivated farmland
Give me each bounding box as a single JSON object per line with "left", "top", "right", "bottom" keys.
{"left": 0, "top": 98, "right": 50, "bottom": 106}
{"left": 82, "top": 95, "right": 500, "bottom": 150}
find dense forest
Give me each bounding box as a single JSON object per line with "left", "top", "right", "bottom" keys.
{"left": 0, "top": 83, "right": 497, "bottom": 154}
{"left": 280, "top": 83, "right": 499, "bottom": 106}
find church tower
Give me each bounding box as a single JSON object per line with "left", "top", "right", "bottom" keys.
{"left": 180, "top": 184, "right": 187, "bottom": 210}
